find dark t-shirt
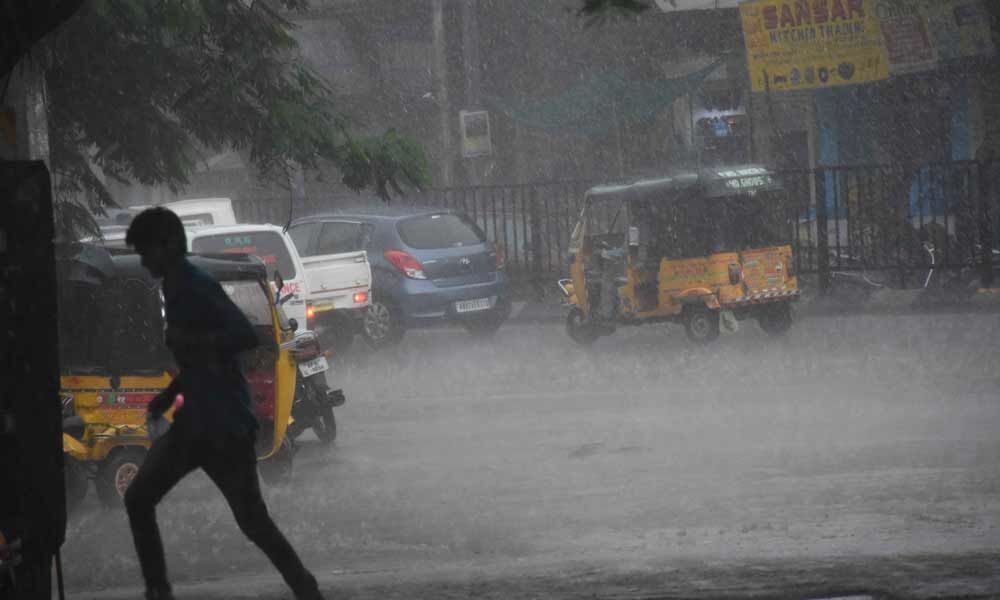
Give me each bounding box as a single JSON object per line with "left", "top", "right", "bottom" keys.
{"left": 162, "top": 259, "right": 259, "bottom": 440}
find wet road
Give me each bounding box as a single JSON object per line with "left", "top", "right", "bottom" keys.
{"left": 64, "top": 313, "right": 1000, "bottom": 596}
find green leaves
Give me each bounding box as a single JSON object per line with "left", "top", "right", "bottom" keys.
{"left": 578, "top": 0, "right": 653, "bottom": 26}
{"left": 43, "top": 0, "right": 428, "bottom": 239}
{"left": 340, "top": 129, "right": 431, "bottom": 201}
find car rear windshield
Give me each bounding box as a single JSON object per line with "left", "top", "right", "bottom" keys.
{"left": 397, "top": 213, "right": 486, "bottom": 249}
{"left": 191, "top": 231, "right": 296, "bottom": 279}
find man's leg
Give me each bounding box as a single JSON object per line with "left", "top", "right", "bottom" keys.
{"left": 202, "top": 435, "right": 322, "bottom": 600}
{"left": 124, "top": 431, "right": 195, "bottom": 596}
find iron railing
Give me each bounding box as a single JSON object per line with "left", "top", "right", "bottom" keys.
{"left": 234, "top": 160, "right": 999, "bottom": 294}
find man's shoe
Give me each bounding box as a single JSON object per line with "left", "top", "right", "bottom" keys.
{"left": 293, "top": 574, "right": 325, "bottom": 600}
{"left": 146, "top": 587, "right": 176, "bottom": 600}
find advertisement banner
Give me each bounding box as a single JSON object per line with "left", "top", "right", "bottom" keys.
{"left": 877, "top": 0, "right": 994, "bottom": 74}
{"left": 741, "top": 0, "right": 890, "bottom": 92}
{"left": 741, "top": 0, "right": 996, "bottom": 90}
{"left": 922, "top": 0, "right": 994, "bottom": 64}
{"left": 875, "top": 0, "right": 935, "bottom": 74}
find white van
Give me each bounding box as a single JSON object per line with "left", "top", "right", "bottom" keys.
{"left": 136, "top": 197, "right": 237, "bottom": 228}
{"left": 86, "top": 198, "right": 238, "bottom": 247}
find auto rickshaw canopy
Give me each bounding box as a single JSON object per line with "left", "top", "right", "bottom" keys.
{"left": 584, "top": 165, "right": 783, "bottom": 204}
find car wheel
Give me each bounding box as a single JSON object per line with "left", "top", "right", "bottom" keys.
{"left": 684, "top": 306, "right": 720, "bottom": 343}
{"left": 566, "top": 307, "right": 598, "bottom": 345}
{"left": 362, "top": 300, "right": 404, "bottom": 349}
{"left": 757, "top": 303, "right": 793, "bottom": 336}
{"left": 96, "top": 448, "right": 145, "bottom": 508}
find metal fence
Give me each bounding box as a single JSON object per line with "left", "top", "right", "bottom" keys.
{"left": 235, "top": 160, "right": 999, "bottom": 294}
{"left": 409, "top": 180, "right": 595, "bottom": 284}
{"left": 407, "top": 161, "right": 999, "bottom": 292}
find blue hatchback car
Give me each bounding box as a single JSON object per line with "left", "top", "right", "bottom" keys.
{"left": 288, "top": 208, "right": 511, "bottom": 348}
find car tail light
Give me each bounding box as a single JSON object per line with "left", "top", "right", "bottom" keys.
{"left": 384, "top": 250, "right": 427, "bottom": 279}
{"left": 353, "top": 291, "right": 368, "bottom": 304}
{"left": 494, "top": 243, "right": 506, "bottom": 270}
{"left": 728, "top": 263, "right": 742, "bottom": 285}
{"left": 306, "top": 305, "right": 316, "bottom": 320}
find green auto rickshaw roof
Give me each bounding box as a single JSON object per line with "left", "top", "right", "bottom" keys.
{"left": 584, "top": 165, "right": 782, "bottom": 202}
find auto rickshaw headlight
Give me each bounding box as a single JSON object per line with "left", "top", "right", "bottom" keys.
{"left": 728, "top": 263, "right": 742, "bottom": 285}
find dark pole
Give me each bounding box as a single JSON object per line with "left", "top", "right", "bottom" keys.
{"left": 816, "top": 166, "right": 831, "bottom": 295}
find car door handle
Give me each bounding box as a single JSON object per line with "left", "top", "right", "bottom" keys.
{"left": 354, "top": 256, "right": 365, "bottom": 263}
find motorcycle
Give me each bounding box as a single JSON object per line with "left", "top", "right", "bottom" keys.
{"left": 284, "top": 329, "right": 345, "bottom": 444}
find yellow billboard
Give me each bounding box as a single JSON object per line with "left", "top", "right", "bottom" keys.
{"left": 740, "top": 0, "right": 890, "bottom": 92}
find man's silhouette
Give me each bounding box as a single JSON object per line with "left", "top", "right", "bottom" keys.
{"left": 123, "top": 207, "right": 324, "bottom": 600}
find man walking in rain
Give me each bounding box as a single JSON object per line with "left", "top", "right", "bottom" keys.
{"left": 123, "top": 207, "right": 325, "bottom": 600}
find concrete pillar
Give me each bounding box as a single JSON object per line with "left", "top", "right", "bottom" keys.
{"left": 1, "top": 61, "right": 50, "bottom": 163}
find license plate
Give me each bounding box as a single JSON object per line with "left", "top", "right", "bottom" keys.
{"left": 455, "top": 297, "right": 492, "bottom": 313}
{"left": 298, "top": 356, "right": 328, "bottom": 377}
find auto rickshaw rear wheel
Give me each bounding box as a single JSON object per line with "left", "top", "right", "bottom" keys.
{"left": 96, "top": 447, "right": 146, "bottom": 508}
{"left": 566, "top": 307, "right": 599, "bottom": 345}
{"left": 757, "top": 302, "right": 793, "bottom": 336}
{"left": 259, "top": 437, "right": 295, "bottom": 486}
{"left": 65, "top": 457, "right": 90, "bottom": 515}
{"left": 683, "top": 306, "right": 720, "bottom": 343}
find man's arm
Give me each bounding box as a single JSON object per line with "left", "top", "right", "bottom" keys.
{"left": 148, "top": 373, "right": 182, "bottom": 418}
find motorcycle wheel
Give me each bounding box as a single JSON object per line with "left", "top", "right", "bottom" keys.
{"left": 315, "top": 405, "right": 337, "bottom": 444}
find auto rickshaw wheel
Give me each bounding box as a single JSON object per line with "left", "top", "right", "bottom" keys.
{"left": 65, "top": 457, "right": 90, "bottom": 515}
{"left": 683, "top": 306, "right": 720, "bottom": 343}
{"left": 259, "top": 437, "right": 295, "bottom": 486}
{"left": 96, "top": 447, "right": 146, "bottom": 508}
{"left": 757, "top": 302, "right": 793, "bottom": 336}
{"left": 566, "top": 307, "right": 599, "bottom": 345}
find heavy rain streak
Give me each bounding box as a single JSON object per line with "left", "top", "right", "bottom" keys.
{"left": 2, "top": 1, "right": 1000, "bottom": 599}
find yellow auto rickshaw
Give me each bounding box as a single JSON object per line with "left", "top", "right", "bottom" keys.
{"left": 58, "top": 246, "right": 297, "bottom": 510}
{"left": 559, "top": 165, "right": 800, "bottom": 344}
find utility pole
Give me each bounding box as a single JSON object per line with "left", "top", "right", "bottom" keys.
{"left": 431, "top": 0, "right": 453, "bottom": 187}
{"left": 461, "top": 0, "right": 485, "bottom": 186}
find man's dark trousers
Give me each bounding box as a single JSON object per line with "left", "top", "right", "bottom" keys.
{"left": 124, "top": 429, "right": 320, "bottom": 598}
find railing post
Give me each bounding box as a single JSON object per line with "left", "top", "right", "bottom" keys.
{"left": 815, "top": 167, "right": 830, "bottom": 295}
{"left": 980, "top": 160, "right": 996, "bottom": 288}
{"left": 529, "top": 186, "right": 544, "bottom": 298}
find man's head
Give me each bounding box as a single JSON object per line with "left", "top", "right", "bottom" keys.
{"left": 126, "top": 207, "right": 187, "bottom": 278}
